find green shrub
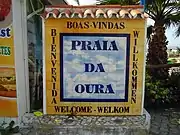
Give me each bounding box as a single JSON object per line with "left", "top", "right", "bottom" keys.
{"left": 0, "top": 121, "right": 19, "bottom": 135}
{"left": 167, "top": 68, "right": 180, "bottom": 103}
{"left": 145, "top": 72, "right": 171, "bottom": 105}
{"left": 145, "top": 67, "right": 180, "bottom": 107}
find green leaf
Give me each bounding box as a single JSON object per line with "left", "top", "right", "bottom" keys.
{"left": 150, "top": 90, "right": 156, "bottom": 94}
{"left": 177, "top": 119, "right": 180, "bottom": 124}
{"left": 8, "top": 121, "right": 15, "bottom": 129}
{"left": 12, "top": 126, "right": 19, "bottom": 133}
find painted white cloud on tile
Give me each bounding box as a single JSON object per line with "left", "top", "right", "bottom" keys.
{"left": 103, "top": 37, "right": 126, "bottom": 51}
{"left": 62, "top": 35, "right": 128, "bottom": 99}
{"left": 64, "top": 60, "right": 83, "bottom": 72}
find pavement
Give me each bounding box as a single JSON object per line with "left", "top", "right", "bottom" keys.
{"left": 149, "top": 108, "right": 180, "bottom": 135}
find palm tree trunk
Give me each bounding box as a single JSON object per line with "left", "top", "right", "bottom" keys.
{"left": 147, "top": 23, "right": 169, "bottom": 80}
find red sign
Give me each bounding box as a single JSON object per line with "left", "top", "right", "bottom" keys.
{"left": 0, "top": 0, "right": 11, "bottom": 21}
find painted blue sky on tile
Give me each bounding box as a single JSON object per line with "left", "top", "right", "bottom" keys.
{"left": 62, "top": 35, "right": 128, "bottom": 99}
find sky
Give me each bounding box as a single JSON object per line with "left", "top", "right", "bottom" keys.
{"left": 66, "top": 0, "right": 180, "bottom": 48}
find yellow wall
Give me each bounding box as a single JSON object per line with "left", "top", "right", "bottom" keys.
{"left": 0, "top": 26, "right": 17, "bottom": 117}
{"left": 44, "top": 18, "right": 146, "bottom": 116}
{"left": 0, "top": 28, "right": 15, "bottom": 66}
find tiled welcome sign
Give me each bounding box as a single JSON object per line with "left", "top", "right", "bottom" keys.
{"left": 43, "top": 6, "right": 146, "bottom": 115}
{"left": 60, "top": 33, "right": 130, "bottom": 102}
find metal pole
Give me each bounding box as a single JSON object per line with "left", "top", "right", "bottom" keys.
{"left": 12, "top": 0, "right": 30, "bottom": 123}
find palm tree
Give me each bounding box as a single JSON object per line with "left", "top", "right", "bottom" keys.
{"left": 146, "top": 25, "right": 153, "bottom": 44}
{"left": 97, "top": 0, "right": 180, "bottom": 81}
{"left": 176, "top": 47, "right": 180, "bottom": 56}
{"left": 146, "top": 0, "right": 180, "bottom": 80}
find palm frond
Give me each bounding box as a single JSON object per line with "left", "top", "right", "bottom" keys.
{"left": 75, "top": 0, "right": 80, "bottom": 5}
{"left": 175, "top": 25, "right": 180, "bottom": 37}
{"left": 177, "top": 47, "right": 180, "bottom": 53}
{"left": 147, "top": 25, "right": 153, "bottom": 39}
{"left": 145, "top": 0, "right": 180, "bottom": 21}
{"left": 98, "top": 0, "right": 180, "bottom": 36}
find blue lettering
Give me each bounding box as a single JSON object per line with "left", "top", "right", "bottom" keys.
{"left": 94, "top": 84, "right": 104, "bottom": 93}
{"left": 6, "top": 28, "right": 11, "bottom": 37}
{"left": 0, "top": 28, "right": 11, "bottom": 38}
{"left": 103, "top": 40, "right": 108, "bottom": 50}
{"left": 71, "top": 40, "right": 81, "bottom": 50}
{"left": 108, "top": 41, "right": 118, "bottom": 50}
{"left": 71, "top": 40, "right": 118, "bottom": 51}
{"left": 82, "top": 41, "right": 92, "bottom": 50}
{"left": 74, "top": 84, "right": 115, "bottom": 94}
{"left": 105, "top": 84, "right": 115, "bottom": 93}
{"left": 84, "top": 63, "right": 94, "bottom": 72}
{"left": 85, "top": 84, "right": 94, "bottom": 93}
{"left": 95, "top": 63, "right": 105, "bottom": 72}
{"left": 84, "top": 63, "right": 105, "bottom": 72}
{"left": 1, "top": 29, "right": 6, "bottom": 37}
{"left": 75, "top": 84, "right": 85, "bottom": 93}
{"left": 93, "top": 40, "right": 101, "bottom": 50}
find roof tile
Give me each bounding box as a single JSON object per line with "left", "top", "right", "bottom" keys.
{"left": 143, "top": 12, "right": 149, "bottom": 18}
{"left": 107, "top": 10, "right": 119, "bottom": 18}
{"left": 71, "top": 9, "right": 83, "bottom": 18}
{"left": 42, "top": 5, "right": 148, "bottom": 19}
{"left": 46, "top": 9, "right": 60, "bottom": 18}
{"left": 58, "top": 9, "right": 71, "bottom": 18}
{"left": 130, "top": 9, "right": 143, "bottom": 18}
{"left": 84, "top": 9, "right": 95, "bottom": 18}
{"left": 96, "top": 9, "right": 107, "bottom": 18}
{"left": 41, "top": 11, "right": 48, "bottom": 19}
{"left": 119, "top": 10, "right": 131, "bottom": 18}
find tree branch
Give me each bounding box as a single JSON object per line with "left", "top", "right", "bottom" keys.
{"left": 146, "top": 63, "right": 180, "bottom": 69}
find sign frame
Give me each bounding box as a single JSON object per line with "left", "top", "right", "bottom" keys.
{"left": 43, "top": 10, "right": 147, "bottom": 116}
{"left": 59, "top": 33, "right": 130, "bottom": 102}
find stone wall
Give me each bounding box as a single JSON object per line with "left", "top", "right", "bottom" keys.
{"left": 21, "top": 109, "right": 151, "bottom": 135}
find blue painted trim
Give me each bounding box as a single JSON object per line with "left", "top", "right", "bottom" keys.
{"left": 60, "top": 33, "right": 130, "bottom": 102}
{"left": 140, "top": 0, "right": 145, "bottom": 5}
